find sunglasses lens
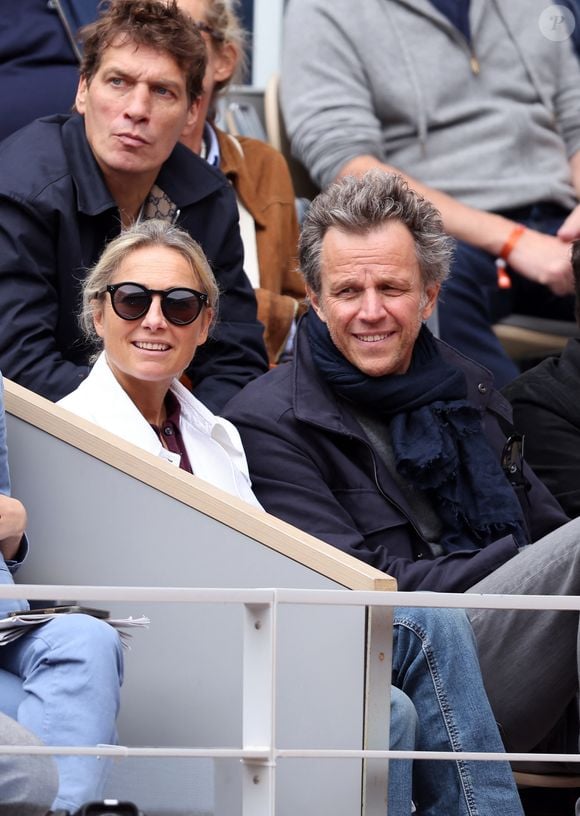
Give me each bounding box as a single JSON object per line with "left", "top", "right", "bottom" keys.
{"left": 112, "top": 284, "right": 151, "bottom": 320}
{"left": 163, "top": 290, "right": 203, "bottom": 325}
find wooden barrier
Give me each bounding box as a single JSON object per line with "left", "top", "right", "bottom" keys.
{"left": 4, "top": 379, "right": 395, "bottom": 816}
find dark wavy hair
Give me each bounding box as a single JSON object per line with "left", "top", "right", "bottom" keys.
{"left": 79, "top": 0, "right": 207, "bottom": 102}
{"left": 299, "top": 171, "right": 454, "bottom": 296}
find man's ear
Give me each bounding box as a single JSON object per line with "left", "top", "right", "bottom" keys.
{"left": 306, "top": 285, "right": 327, "bottom": 323}
{"left": 75, "top": 76, "right": 88, "bottom": 114}
{"left": 213, "top": 41, "right": 237, "bottom": 85}
{"left": 421, "top": 283, "right": 441, "bottom": 322}
{"left": 182, "top": 97, "right": 201, "bottom": 138}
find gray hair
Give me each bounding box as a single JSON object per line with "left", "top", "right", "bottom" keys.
{"left": 204, "top": 0, "right": 249, "bottom": 89}
{"left": 80, "top": 219, "right": 219, "bottom": 351}
{"left": 299, "top": 171, "right": 454, "bottom": 295}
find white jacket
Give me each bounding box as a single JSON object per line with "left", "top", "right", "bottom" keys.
{"left": 59, "top": 353, "right": 262, "bottom": 510}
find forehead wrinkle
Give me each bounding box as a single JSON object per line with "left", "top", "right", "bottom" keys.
{"left": 322, "top": 242, "right": 419, "bottom": 275}
{"left": 97, "top": 39, "right": 185, "bottom": 82}
{"left": 325, "top": 264, "right": 420, "bottom": 292}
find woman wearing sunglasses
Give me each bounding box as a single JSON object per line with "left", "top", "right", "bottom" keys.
{"left": 59, "top": 218, "right": 261, "bottom": 509}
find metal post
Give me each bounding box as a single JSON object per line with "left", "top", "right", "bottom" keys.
{"left": 362, "top": 604, "right": 394, "bottom": 815}
{"left": 242, "top": 599, "right": 277, "bottom": 816}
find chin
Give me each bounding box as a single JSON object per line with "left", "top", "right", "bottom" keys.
{"left": 130, "top": 365, "right": 176, "bottom": 382}
{"left": 361, "top": 359, "right": 402, "bottom": 378}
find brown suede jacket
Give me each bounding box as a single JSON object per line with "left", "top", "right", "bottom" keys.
{"left": 216, "top": 127, "right": 306, "bottom": 363}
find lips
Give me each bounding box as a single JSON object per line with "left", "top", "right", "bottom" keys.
{"left": 115, "top": 132, "right": 149, "bottom": 147}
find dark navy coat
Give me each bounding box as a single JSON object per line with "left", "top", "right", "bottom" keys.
{"left": 0, "top": 0, "right": 98, "bottom": 143}
{"left": 0, "top": 114, "right": 268, "bottom": 411}
{"left": 225, "top": 317, "right": 568, "bottom": 592}
{"left": 504, "top": 337, "right": 580, "bottom": 519}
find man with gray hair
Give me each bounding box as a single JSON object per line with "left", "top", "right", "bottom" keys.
{"left": 281, "top": 0, "right": 580, "bottom": 388}
{"left": 226, "top": 171, "right": 580, "bottom": 766}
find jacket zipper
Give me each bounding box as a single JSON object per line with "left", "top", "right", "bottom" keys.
{"left": 358, "top": 434, "right": 431, "bottom": 555}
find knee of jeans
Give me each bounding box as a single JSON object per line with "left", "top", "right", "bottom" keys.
{"left": 396, "top": 606, "right": 472, "bottom": 637}
{"left": 390, "top": 687, "right": 417, "bottom": 750}
{"left": 40, "top": 614, "right": 123, "bottom": 674}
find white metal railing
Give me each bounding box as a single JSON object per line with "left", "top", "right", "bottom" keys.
{"left": 0, "top": 583, "right": 578, "bottom": 815}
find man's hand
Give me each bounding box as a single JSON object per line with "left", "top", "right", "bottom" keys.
{"left": 338, "top": 156, "right": 575, "bottom": 297}
{"left": 556, "top": 203, "right": 580, "bottom": 243}
{"left": 0, "top": 495, "right": 27, "bottom": 561}
{"left": 507, "top": 228, "right": 574, "bottom": 296}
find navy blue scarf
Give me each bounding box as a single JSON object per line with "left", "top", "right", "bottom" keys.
{"left": 307, "top": 310, "right": 526, "bottom": 553}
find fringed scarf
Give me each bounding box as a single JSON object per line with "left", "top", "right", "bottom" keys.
{"left": 307, "top": 310, "right": 526, "bottom": 552}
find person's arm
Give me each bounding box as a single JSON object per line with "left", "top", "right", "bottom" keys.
{"left": 556, "top": 151, "right": 580, "bottom": 241}
{"left": 0, "top": 375, "right": 27, "bottom": 563}
{"left": 509, "top": 395, "right": 580, "bottom": 520}
{"left": 181, "top": 185, "right": 269, "bottom": 413}
{"left": 282, "top": 0, "right": 575, "bottom": 296}
{"left": 339, "top": 154, "right": 575, "bottom": 296}
{"left": 0, "top": 196, "right": 89, "bottom": 400}
{"left": 0, "top": 496, "right": 27, "bottom": 562}
{"left": 252, "top": 144, "right": 304, "bottom": 361}
{"left": 540, "top": 18, "right": 580, "bottom": 242}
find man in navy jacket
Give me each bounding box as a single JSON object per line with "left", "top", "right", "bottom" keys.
{"left": 0, "top": 0, "right": 268, "bottom": 411}
{"left": 226, "top": 171, "right": 580, "bottom": 762}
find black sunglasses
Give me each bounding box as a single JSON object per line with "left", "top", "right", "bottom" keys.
{"left": 104, "top": 282, "right": 208, "bottom": 326}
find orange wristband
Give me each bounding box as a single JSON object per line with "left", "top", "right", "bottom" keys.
{"left": 499, "top": 225, "right": 525, "bottom": 262}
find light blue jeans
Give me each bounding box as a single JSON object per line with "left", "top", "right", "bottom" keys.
{"left": 0, "top": 613, "right": 124, "bottom": 811}
{"left": 390, "top": 606, "right": 523, "bottom": 816}
{"left": 388, "top": 686, "right": 417, "bottom": 815}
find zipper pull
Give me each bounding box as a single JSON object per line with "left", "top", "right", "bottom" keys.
{"left": 470, "top": 52, "right": 480, "bottom": 75}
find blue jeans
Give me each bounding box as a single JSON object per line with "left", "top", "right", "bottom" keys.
{"left": 0, "top": 613, "right": 124, "bottom": 811}
{"left": 390, "top": 607, "right": 523, "bottom": 816}
{"left": 389, "top": 686, "right": 418, "bottom": 815}
{"left": 438, "top": 204, "right": 575, "bottom": 388}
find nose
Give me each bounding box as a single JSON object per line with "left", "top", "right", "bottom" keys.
{"left": 358, "top": 287, "right": 384, "bottom": 321}
{"left": 124, "top": 84, "right": 151, "bottom": 122}
{"left": 140, "top": 295, "right": 167, "bottom": 330}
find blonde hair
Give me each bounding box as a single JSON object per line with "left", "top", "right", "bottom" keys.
{"left": 198, "top": 0, "right": 249, "bottom": 91}
{"left": 80, "top": 219, "right": 220, "bottom": 350}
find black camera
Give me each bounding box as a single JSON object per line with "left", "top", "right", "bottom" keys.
{"left": 72, "top": 801, "right": 143, "bottom": 816}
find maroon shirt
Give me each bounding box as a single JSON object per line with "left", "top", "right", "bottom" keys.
{"left": 150, "top": 391, "right": 193, "bottom": 474}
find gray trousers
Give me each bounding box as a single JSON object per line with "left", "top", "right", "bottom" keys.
{"left": 0, "top": 711, "right": 58, "bottom": 815}
{"left": 467, "top": 515, "right": 580, "bottom": 753}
